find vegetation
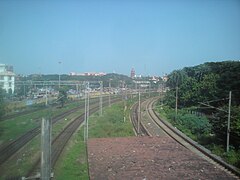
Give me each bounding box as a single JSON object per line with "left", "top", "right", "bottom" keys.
{"left": 163, "top": 60, "right": 240, "bottom": 167}
{"left": 54, "top": 128, "right": 88, "bottom": 180}
{"left": 17, "top": 73, "right": 135, "bottom": 88}
{"left": 0, "top": 103, "right": 85, "bottom": 179}
{"left": 54, "top": 101, "right": 134, "bottom": 179}
{"left": 158, "top": 106, "right": 211, "bottom": 141}
{"left": 0, "top": 100, "right": 83, "bottom": 143}
{"left": 0, "top": 89, "right": 5, "bottom": 118}
{"left": 57, "top": 88, "right": 68, "bottom": 107}
{"left": 88, "top": 102, "right": 134, "bottom": 138}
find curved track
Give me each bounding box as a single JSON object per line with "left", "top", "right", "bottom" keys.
{"left": 130, "top": 102, "right": 149, "bottom": 136}
{"left": 131, "top": 97, "right": 240, "bottom": 178}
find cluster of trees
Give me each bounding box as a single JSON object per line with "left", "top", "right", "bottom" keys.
{"left": 165, "top": 61, "right": 240, "bottom": 147}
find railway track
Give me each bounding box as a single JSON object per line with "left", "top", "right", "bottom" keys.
{"left": 133, "top": 97, "right": 240, "bottom": 178}
{"left": 130, "top": 102, "right": 149, "bottom": 136}
{"left": 26, "top": 98, "right": 121, "bottom": 177}
{"left": 0, "top": 97, "right": 107, "bottom": 165}
{"left": 1, "top": 99, "right": 86, "bottom": 121}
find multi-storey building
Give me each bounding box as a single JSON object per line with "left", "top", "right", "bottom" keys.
{"left": 130, "top": 68, "right": 135, "bottom": 78}
{"left": 0, "top": 64, "right": 15, "bottom": 93}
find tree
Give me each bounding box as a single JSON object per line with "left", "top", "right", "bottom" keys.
{"left": 164, "top": 61, "right": 240, "bottom": 148}
{"left": 57, "top": 88, "right": 67, "bottom": 108}
{"left": 0, "top": 89, "right": 5, "bottom": 118}
{"left": 167, "top": 70, "right": 186, "bottom": 89}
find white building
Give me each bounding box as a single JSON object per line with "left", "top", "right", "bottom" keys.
{"left": 0, "top": 64, "right": 15, "bottom": 93}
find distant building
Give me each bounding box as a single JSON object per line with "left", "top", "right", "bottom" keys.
{"left": 162, "top": 74, "right": 168, "bottom": 82}
{"left": 0, "top": 64, "right": 15, "bottom": 93}
{"left": 69, "top": 72, "right": 106, "bottom": 76}
{"left": 150, "top": 76, "right": 160, "bottom": 84}
{"left": 130, "top": 68, "right": 135, "bottom": 78}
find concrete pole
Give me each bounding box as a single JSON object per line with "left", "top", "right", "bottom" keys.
{"left": 227, "top": 91, "right": 232, "bottom": 152}
{"left": 99, "top": 81, "right": 103, "bottom": 116}
{"left": 76, "top": 84, "right": 79, "bottom": 99}
{"left": 41, "top": 118, "right": 51, "bottom": 180}
{"left": 137, "top": 88, "right": 141, "bottom": 135}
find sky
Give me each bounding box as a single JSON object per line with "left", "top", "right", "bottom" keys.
{"left": 0, "top": 0, "right": 240, "bottom": 76}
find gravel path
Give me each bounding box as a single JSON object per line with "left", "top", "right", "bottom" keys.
{"left": 88, "top": 137, "right": 238, "bottom": 180}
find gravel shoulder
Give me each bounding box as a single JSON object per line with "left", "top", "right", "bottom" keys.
{"left": 88, "top": 136, "right": 238, "bottom": 180}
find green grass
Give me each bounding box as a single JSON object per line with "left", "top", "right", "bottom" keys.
{"left": 0, "top": 136, "right": 41, "bottom": 180}
{"left": 88, "top": 102, "right": 134, "bottom": 138}
{"left": 155, "top": 106, "right": 211, "bottom": 140}
{"left": 156, "top": 105, "right": 240, "bottom": 169}
{"left": 0, "top": 107, "right": 85, "bottom": 179}
{"left": 0, "top": 101, "right": 83, "bottom": 144}
{"left": 54, "top": 100, "right": 135, "bottom": 180}
{"left": 208, "top": 144, "right": 240, "bottom": 168}
{"left": 52, "top": 109, "right": 84, "bottom": 138}
{"left": 54, "top": 128, "right": 88, "bottom": 180}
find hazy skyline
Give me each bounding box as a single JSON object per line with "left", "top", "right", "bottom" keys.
{"left": 0, "top": 0, "right": 240, "bottom": 76}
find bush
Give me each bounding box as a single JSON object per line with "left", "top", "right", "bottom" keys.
{"left": 160, "top": 107, "right": 211, "bottom": 140}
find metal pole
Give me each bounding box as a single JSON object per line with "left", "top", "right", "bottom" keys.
{"left": 138, "top": 87, "right": 141, "bottom": 135}
{"left": 58, "top": 74, "right": 60, "bottom": 88}
{"left": 84, "top": 82, "right": 87, "bottom": 142}
{"left": 161, "top": 82, "right": 164, "bottom": 105}
{"left": 148, "top": 82, "right": 151, "bottom": 97}
{"left": 41, "top": 117, "right": 51, "bottom": 180}
{"left": 159, "top": 83, "right": 161, "bottom": 97}
{"left": 45, "top": 85, "right": 48, "bottom": 106}
{"left": 58, "top": 61, "right": 61, "bottom": 88}
{"left": 99, "top": 81, "right": 103, "bottom": 116}
{"left": 175, "top": 86, "right": 178, "bottom": 119}
{"left": 124, "top": 86, "right": 127, "bottom": 122}
{"left": 109, "top": 80, "right": 111, "bottom": 107}
{"left": 227, "top": 91, "right": 232, "bottom": 152}
{"left": 87, "top": 82, "right": 90, "bottom": 140}
{"left": 24, "top": 82, "right": 26, "bottom": 97}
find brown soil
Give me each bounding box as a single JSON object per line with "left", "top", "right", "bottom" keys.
{"left": 88, "top": 136, "right": 238, "bottom": 180}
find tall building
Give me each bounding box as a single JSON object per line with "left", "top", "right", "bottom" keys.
{"left": 130, "top": 68, "right": 135, "bottom": 78}
{"left": 0, "top": 64, "right": 15, "bottom": 93}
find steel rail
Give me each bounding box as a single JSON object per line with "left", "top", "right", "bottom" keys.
{"left": 0, "top": 97, "right": 106, "bottom": 165}
{"left": 26, "top": 98, "right": 121, "bottom": 177}
{"left": 130, "top": 102, "right": 150, "bottom": 136}
{"left": 144, "top": 98, "right": 240, "bottom": 178}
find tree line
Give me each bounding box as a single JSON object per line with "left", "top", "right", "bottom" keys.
{"left": 165, "top": 61, "right": 240, "bottom": 148}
